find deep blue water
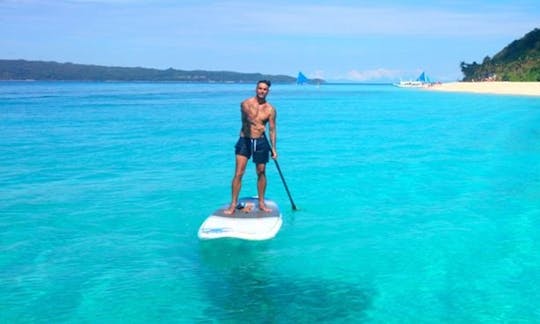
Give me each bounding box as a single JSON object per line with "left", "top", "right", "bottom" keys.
{"left": 1, "top": 82, "right": 540, "bottom": 322}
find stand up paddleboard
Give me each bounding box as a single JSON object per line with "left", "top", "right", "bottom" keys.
{"left": 198, "top": 197, "right": 282, "bottom": 241}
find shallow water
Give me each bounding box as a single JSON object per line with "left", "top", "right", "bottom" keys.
{"left": 1, "top": 82, "right": 540, "bottom": 322}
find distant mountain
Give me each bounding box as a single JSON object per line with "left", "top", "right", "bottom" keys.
{"left": 460, "top": 28, "right": 540, "bottom": 81}
{"left": 0, "top": 59, "right": 297, "bottom": 83}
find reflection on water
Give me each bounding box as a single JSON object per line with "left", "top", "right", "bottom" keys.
{"left": 198, "top": 240, "right": 374, "bottom": 322}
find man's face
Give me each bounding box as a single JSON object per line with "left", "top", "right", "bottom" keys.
{"left": 256, "top": 83, "right": 270, "bottom": 99}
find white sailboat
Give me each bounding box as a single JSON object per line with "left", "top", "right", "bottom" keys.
{"left": 394, "top": 71, "right": 432, "bottom": 88}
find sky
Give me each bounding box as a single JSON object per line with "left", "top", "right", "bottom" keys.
{"left": 1, "top": 0, "right": 539, "bottom": 82}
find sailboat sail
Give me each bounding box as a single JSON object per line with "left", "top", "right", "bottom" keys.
{"left": 394, "top": 71, "right": 433, "bottom": 88}
{"left": 297, "top": 72, "right": 309, "bottom": 85}
{"left": 416, "top": 72, "right": 431, "bottom": 83}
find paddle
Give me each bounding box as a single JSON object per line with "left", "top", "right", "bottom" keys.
{"left": 263, "top": 132, "right": 298, "bottom": 211}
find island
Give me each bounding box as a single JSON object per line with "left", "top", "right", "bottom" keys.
{"left": 429, "top": 28, "right": 540, "bottom": 96}
{"left": 0, "top": 59, "right": 298, "bottom": 83}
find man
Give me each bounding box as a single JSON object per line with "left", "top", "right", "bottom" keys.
{"left": 224, "top": 80, "right": 277, "bottom": 215}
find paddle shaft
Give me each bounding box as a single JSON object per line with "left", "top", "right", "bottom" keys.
{"left": 263, "top": 133, "right": 298, "bottom": 210}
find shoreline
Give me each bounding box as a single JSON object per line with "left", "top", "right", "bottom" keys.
{"left": 427, "top": 81, "right": 540, "bottom": 97}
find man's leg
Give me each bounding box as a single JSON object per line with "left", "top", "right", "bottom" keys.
{"left": 224, "top": 154, "right": 248, "bottom": 215}
{"left": 256, "top": 163, "right": 271, "bottom": 212}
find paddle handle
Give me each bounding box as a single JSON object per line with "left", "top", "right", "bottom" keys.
{"left": 263, "top": 133, "right": 298, "bottom": 210}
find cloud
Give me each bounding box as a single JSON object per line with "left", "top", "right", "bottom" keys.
{"left": 311, "top": 70, "right": 325, "bottom": 79}
{"left": 3, "top": 1, "right": 537, "bottom": 38}
{"left": 194, "top": 2, "right": 539, "bottom": 38}
{"left": 345, "top": 68, "right": 402, "bottom": 81}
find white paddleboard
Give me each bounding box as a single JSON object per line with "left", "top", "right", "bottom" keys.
{"left": 198, "top": 197, "right": 283, "bottom": 241}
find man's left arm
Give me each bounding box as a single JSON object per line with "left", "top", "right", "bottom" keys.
{"left": 269, "top": 108, "right": 277, "bottom": 159}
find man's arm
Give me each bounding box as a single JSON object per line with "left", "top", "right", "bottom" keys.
{"left": 268, "top": 107, "right": 277, "bottom": 159}
{"left": 240, "top": 100, "right": 252, "bottom": 137}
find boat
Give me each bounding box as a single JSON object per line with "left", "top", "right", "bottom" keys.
{"left": 394, "top": 71, "right": 432, "bottom": 88}
{"left": 296, "top": 72, "right": 309, "bottom": 85}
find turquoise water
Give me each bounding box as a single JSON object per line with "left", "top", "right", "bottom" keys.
{"left": 1, "top": 82, "right": 540, "bottom": 322}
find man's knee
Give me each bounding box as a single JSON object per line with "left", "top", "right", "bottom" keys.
{"left": 256, "top": 166, "right": 266, "bottom": 176}
{"left": 234, "top": 169, "right": 245, "bottom": 179}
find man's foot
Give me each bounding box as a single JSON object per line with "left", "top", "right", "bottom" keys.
{"left": 259, "top": 204, "right": 271, "bottom": 213}
{"left": 223, "top": 205, "right": 236, "bottom": 215}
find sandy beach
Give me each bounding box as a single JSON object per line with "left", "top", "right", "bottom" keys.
{"left": 428, "top": 81, "right": 540, "bottom": 96}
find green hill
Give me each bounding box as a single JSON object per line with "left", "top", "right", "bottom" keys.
{"left": 460, "top": 28, "right": 540, "bottom": 81}
{"left": 0, "top": 59, "right": 297, "bottom": 83}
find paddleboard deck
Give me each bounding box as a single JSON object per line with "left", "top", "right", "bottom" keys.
{"left": 198, "top": 197, "right": 282, "bottom": 240}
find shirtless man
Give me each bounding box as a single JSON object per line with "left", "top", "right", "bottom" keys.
{"left": 224, "top": 80, "right": 277, "bottom": 214}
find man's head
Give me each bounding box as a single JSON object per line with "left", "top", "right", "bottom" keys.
{"left": 258, "top": 80, "right": 271, "bottom": 88}
{"left": 256, "top": 80, "right": 271, "bottom": 101}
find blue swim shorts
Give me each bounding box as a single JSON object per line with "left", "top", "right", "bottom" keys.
{"left": 235, "top": 136, "right": 270, "bottom": 164}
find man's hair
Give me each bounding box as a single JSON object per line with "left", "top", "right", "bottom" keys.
{"left": 258, "top": 80, "right": 271, "bottom": 87}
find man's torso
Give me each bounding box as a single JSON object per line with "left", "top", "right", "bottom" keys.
{"left": 240, "top": 97, "right": 273, "bottom": 138}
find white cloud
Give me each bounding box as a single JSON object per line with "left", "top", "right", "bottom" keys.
{"left": 4, "top": 1, "right": 537, "bottom": 38}
{"left": 196, "top": 2, "right": 539, "bottom": 38}
{"left": 345, "top": 68, "right": 402, "bottom": 81}
{"left": 310, "top": 70, "right": 325, "bottom": 80}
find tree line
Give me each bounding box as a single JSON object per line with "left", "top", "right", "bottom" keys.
{"left": 0, "top": 59, "right": 297, "bottom": 83}
{"left": 460, "top": 28, "right": 540, "bottom": 81}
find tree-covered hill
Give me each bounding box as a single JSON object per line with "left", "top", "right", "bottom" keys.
{"left": 0, "top": 59, "right": 297, "bottom": 83}
{"left": 460, "top": 28, "right": 540, "bottom": 81}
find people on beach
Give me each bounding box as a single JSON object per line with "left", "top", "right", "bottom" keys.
{"left": 224, "top": 80, "right": 277, "bottom": 215}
